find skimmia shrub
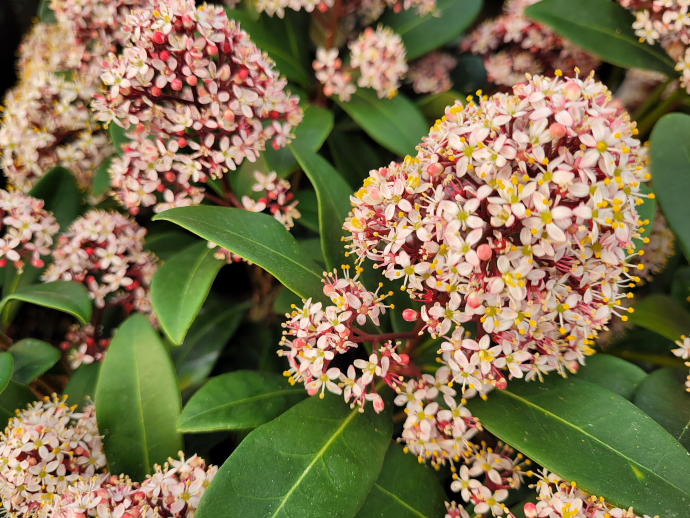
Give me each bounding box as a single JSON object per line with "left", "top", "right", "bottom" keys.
{"left": 0, "top": 0, "right": 690, "bottom": 517}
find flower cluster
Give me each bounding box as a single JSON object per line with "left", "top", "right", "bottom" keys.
{"left": 345, "top": 73, "right": 647, "bottom": 390}
{"left": 232, "top": 0, "right": 435, "bottom": 21}
{"left": 462, "top": 0, "right": 600, "bottom": 88}
{"left": 672, "top": 335, "right": 690, "bottom": 391}
{"left": 0, "top": 396, "right": 106, "bottom": 518}
{"left": 314, "top": 26, "right": 408, "bottom": 101}
{"left": 406, "top": 52, "right": 457, "bottom": 95}
{"left": 0, "top": 190, "right": 60, "bottom": 272}
{"left": 635, "top": 210, "right": 674, "bottom": 282}
{"left": 93, "top": 0, "right": 303, "bottom": 214}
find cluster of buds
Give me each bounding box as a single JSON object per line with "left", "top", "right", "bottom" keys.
{"left": 93, "top": 0, "right": 303, "bottom": 214}
{"left": 0, "top": 396, "right": 106, "bottom": 518}
{"left": 60, "top": 323, "right": 111, "bottom": 370}
{"left": 314, "top": 26, "right": 408, "bottom": 101}
{"left": 462, "top": 0, "right": 600, "bottom": 88}
{"left": 406, "top": 52, "right": 457, "bottom": 95}
{"left": 0, "top": 190, "right": 60, "bottom": 272}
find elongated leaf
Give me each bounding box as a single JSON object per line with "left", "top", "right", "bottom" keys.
{"left": 380, "top": 0, "right": 482, "bottom": 60}
{"left": 417, "top": 91, "right": 462, "bottom": 122}
{"left": 294, "top": 190, "right": 319, "bottom": 232}
{"left": 0, "top": 381, "right": 36, "bottom": 428}
{"left": 650, "top": 113, "right": 690, "bottom": 259}
{"left": 291, "top": 106, "right": 334, "bottom": 153}
{"left": 355, "top": 442, "right": 446, "bottom": 518}
{"left": 95, "top": 314, "right": 182, "bottom": 481}
{"left": 92, "top": 156, "right": 113, "bottom": 198}
{"left": 0, "top": 353, "right": 13, "bottom": 394}
{"left": 328, "top": 130, "right": 384, "bottom": 189}
{"left": 576, "top": 354, "right": 647, "bottom": 400}
{"left": 525, "top": 0, "right": 678, "bottom": 76}
{"left": 152, "top": 242, "right": 224, "bottom": 345}
{"left": 298, "top": 238, "right": 326, "bottom": 266}
{"left": 153, "top": 207, "right": 327, "bottom": 304}
{"left": 629, "top": 293, "right": 690, "bottom": 341}
{"left": 0, "top": 281, "right": 92, "bottom": 324}
{"left": 634, "top": 368, "right": 690, "bottom": 452}
{"left": 28, "top": 166, "right": 82, "bottom": 230}
{"left": 172, "top": 297, "right": 248, "bottom": 391}
{"left": 178, "top": 371, "right": 307, "bottom": 432}
{"left": 64, "top": 362, "right": 101, "bottom": 410}
{"left": 336, "top": 90, "right": 428, "bottom": 157}
{"left": 1, "top": 264, "right": 43, "bottom": 329}
{"left": 196, "top": 395, "right": 392, "bottom": 518}
{"left": 9, "top": 339, "right": 60, "bottom": 385}
{"left": 109, "top": 123, "right": 129, "bottom": 157}
{"left": 466, "top": 377, "right": 690, "bottom": 517}
{"left": 143, "top": 231, "right": 198, "bottom": 262}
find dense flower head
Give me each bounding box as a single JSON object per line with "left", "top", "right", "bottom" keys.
{"left": 635, "top": 210, "right": 674, "bottom": 281}
{"left": 42, "top": 209, "right": 157, "bottom": 316}
{"left": 348, "top": 26, "right": 408, "bottom": 99}
{"left": 406, "top": 52, "right": 457, "bottom": 95}
{"left": 0, "top": 396, "right": 106, "bottom": 518}
{"left": 345, "top": 73, "right": 648, "bottom": 390}
{"left": 93, "top": 0, "right": 303, "bottom": 214}
{"left": 462, "top": 0, "right": 600, "bottom": 87}
{"left": 0, "top": 190, "right": 60, "bottom": 272}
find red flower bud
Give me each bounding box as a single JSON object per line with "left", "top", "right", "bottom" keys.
{"left": 402, "top": 308, "right": 420, "bottom": 322}
{"left": 152, "top": 31, "right": 166, "bottom": 44}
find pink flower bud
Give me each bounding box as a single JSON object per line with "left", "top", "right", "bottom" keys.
{"left": 182, "top": 14, "right": 194, "bottom": 28}
{"left": 223, "top": 110, "right": 235, "bottom": 122}
{"left": 219, "top": 64, "right": 231, "bottom": 82}
{"left": 399, "top": 353, "right": 410, "bottom": 365}
{"left": 466, "top": 293, "right": 482, "bottom": 309}
{"left": 186, "top": 75, "right": 198, "bottom": 86}
{"left": 151, "top": 86, "right": 162, "bottom": 97}
{"left": 524, "top": 502, "right": 538, "bottom": 518}
{"left": 171, "top": 78, "right": 183, "bottom": 91}
{"left": 477, "top": 244, "right": 493, "bottom": 261}
{"left": 402, "top": 308, "right": 420, "bottom": 322}
{"left": 178, "top": 137, "right": 187, "bottom": 147}
{"left": 549, "top": 123, "right": 566, "bottom": 138}
{"left": 565, "top": 82, "right": 581, "bottom": 101}
{"left": 207, "top": 44, "right": 218, "bottom": 56}
{"left": 152, "top": 31, "right": 166, "bottom": 45}
{"left": 160, "top": 50, "right": 171, "bottom": 61}
{"left": 426, "top": 162, "right": 444, "bottom": 176}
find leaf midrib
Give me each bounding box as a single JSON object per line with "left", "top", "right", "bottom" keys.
{"left": 131, "top": 342, "right": 151, "bottom": 473}
{"left": 370, "top": 483, "right": 430, "bottom": 518}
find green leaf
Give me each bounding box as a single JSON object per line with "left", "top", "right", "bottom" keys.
{"left": 417, "top": 91, "right": 462, "bottom": 122}
{"left": 95, "top": 314, "right": 182, "bottom": 481}
{"left": 274, "top": 286, "right": 303, "bottom": 315}
{"left": 0, "top": 381, "right": 36, "bottom": 429}
{"left": 466, "top": 377, "right": 690, "bottom": 517}
{"left": 143, "top": 231, "right": 198, "bottom": 262}
{"left": 0, "top": 353, "right": 13, "bottom": 394}
{"left": 450, "top": 55, "right": 487, "bottom": 95}
{"left": 1, "top": 264, "right": 44, "bottom": 329}
{"left": 328, "top": 130, "right": 385, "bottom": 189}
{"left": 291, "top": 106, "right": 334, "bottom": 153}
{"left": 336, "top": 90, "right": 428, "bottom": 157}
{"left": 109, "top": 123, "right": 129, "bottom": 157}
{"left": 355, "top": 442, "right": 447, "bottom": 518}
{"left": 37, "top": 0, "right": 57, "bottom": 23}
{"left": 29, "top": 166, "right": 82, "bottom": 231}
{"left": 153, "top": 207, "right": 327, "bottom": 304}
{"left": 0, "top": 281, "right": 93, "bottom": 324}
{"left": 380, "top": 0, "right": 482, "bottom": 60}
{"left": 634, "top": 368, "right": 690, "bottom": 452}
{"left": 525, "top": 0, "right": 678, "bottom": 76}
{"left": 195, "top": 395, "right": 392, "bottom": 518}
{"left": 576, "top": 354, "right": 647, "bottom": 399}
{"left": 298, "top": 238, "right": 326, "bottom": 266}
{"left": 264, "top": 146, "right": 299, "bottom": 178}
{"left": 172, "top": 296, "right": 248, "bottom": 391}
{"left": 151, "top": 242, "right": 224, "bottom": 345}
{"left": 9, "top": 339, "right": 60, "bottom": 385}
{"left": 92, "top": 156, "right": 113, "bottom": 198}
{"left": 178, "top": 370, "right": 307, "bottom": 432}
{"left": 651, "top": 113, "right": 690, "bottom": 259}
{"left": 629, "top": 293, "right": 690, "bottom": 341}
{"left": 64, "top": 362, "right": 101, "bottom": 410}
{"left": 294, "top": 190, "right": 319, "bottom": 232}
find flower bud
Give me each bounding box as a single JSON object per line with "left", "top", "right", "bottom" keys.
{"left": 466, "top": 293, "right": 482, "bottom": 309}
{"left": 549, "top": 122, "right": 566, "bottom": 138}
{"left": 152, "top": 31, "right": 166, "bottom": 44}
{"left": 402, "top": 308, "right": 420, "bottom": 321}
{"left": 477, "top": 244, "right": 493, "bottom": 261}
{"left": 523, "top": 502, "right": 538, "bottom": 518}
{"left": 565, "top": 82, "right": 581, "bottom": 101}
{"left": 426, "top": 162, "right": 444, "bottom": 177}
{"left": 171, "top": 78, "right": 183, "bottom": 91}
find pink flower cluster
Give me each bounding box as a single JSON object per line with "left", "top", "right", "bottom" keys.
{"left": 406, "top": 52, "right": 457, "bottom": 95}
{"left": 231, "top": 0, "right": 435, "bottom": 21}
{"left": 241, "top": 171, "right": 301, "bottom": 229}
{"left": 462, "top": 0, "right": 600, "bottom": 88}
{"left": 0, "top": 190, "right": 60, "bottom": 272}
{"left": 314, "top": 26, "right": 408, "bottom": 101}
{"left": 93, "top": 0, "right": 303, "bottom": 214}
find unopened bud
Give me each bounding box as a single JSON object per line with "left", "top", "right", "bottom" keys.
{"left": 426, "top": 162, "right": 444, "bottom": 177}
{"left": 402, "top": 308, "right": 420, "bottom": 322}
{"left": 477, "top": 244, "right": 493, "bottom": 261}
{"left": 549, "top": 123, "right": 566, "bottom": 138}
{"left": 151, "top": 86, "right": 162, "bottom": 97}
{"left": 565, "top": 82, "right": 581, "bottom": 102}
{"left": 171, "top": 78, "right": 183, "bottom": 91}
{"left": 152, "top": 31, "right": 165, "bottom": 45}
{"left": 186, "top": 75, "right": 198, "bottom": 86}
{"left": 524, "top": 502, "right": 538, "bottom": 518}
{"left": 466, "top": 293, "right": 482, "bottom": 309}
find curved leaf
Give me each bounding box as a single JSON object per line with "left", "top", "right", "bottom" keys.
{"left": 336, "top": 90, "right": 428, "bottom": 157}
{"left": 0, "top": 381, "right": 36, "bottom": 429}
{"left": 650, "top": 113, "right": 690, "bottom": 259}
{"left": 92, "top": 156, "right": 113, "bottom": 198}
{"left": 1, "top": 264, "right": 44, "bottom": 329}
{"left": 109, "top": 123, "right": 129, "bottom": 157}
{"left": 196, "top": 395, "right": 392, "bottom": 518}
{"left": 380, "top": 0, "right": 482, "bottom": 60}
{"left": 153, "top": 207, "right": 327, "bottom": 304}
{"left": 9, "top": 339, "right": 60, "bottom": 385}
{"left": 576, "top": 354, "right": 647, "bottom": 400}
{"left": 0, "top": 281, "right": 93, "bottom": 324}
{"left": 64, "top": 362, "right": 101, "bottom": 410}
{"left": 328, "top": 130, "right": 385, "bottom": 189}
{"left": 634, "top": 368, "right": 690, "bottom": 452}
{"left": 355, "top": 442, "right": 447, "bottom": 518}
{"left": 178, "top": 370, "right": 307, "bottom": 432}
{"left": 95, "top": 314, "right": 182, "bottom": 481}
{"left": 0, "top": 353, "right": 13, "bottom": 394}
{"left": 525, "top": 0, "right": 678, "bottom": 76}
{"left": 466, "top": 377, "right": 690, "bottom": 517}
{"left": 629, "top": 293, "right": 690, "bottom": 341}
{"left": 29, "top": 166, "right": 82, "bottom": 231}
{"left": 152, "top": 242, "right": 224, "bottom": 345}
{"left": 143, "top": 231, "right": 198, "bottom": 262}
{"left": 294, "top": 190, "right": 319, "bottom": 232}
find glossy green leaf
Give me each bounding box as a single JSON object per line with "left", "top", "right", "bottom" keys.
{"left": 196, "top": 395, "right": 392, "bottom": 518}
{"left": 109, "top": 123, "right": 129, "bottom": 157}
{"left": 64, "top": 362, "right": 101, "bottom": 410}
{"left": 95, "top": 314, "right": 182, "bottom": 481}
{"left": 355, "top": 442, "right": 447, "bottom": 518}
{"left": 37, "top": 0, "right": 57, "bottom": 23}
{"left": 178, "top": 370, "right": 307, "bottom": 432}
{"left": 0, "top": 353, "right": 13, "bottom": 394}
{"left": 0, "top": 381, "right": 36, "bottom": 429}
{"left": 298, "top": 238, "right": 326, "bottom": 266}
{"left": 294, "top": 190, "right": 319, "bottom": 232}
{"left": 274, "top": 286, "right": 302, "bottom": 315}
{"left": 634, "top": 368, "right": 690, "bottom": 452}
{"left": 466, "top": 377, "right": 690, "bottom": 517}
{"left": 291, "top": 106, "right": 334, "bottom": 153}
{"left": 172, "top": 297, "right": 248, "bottom": 391}
{"left": 264, "top": 146, "right": 299, "bottom": 178}
{"left": 1, "top": 264, "right": 44, "bottom": 329}
{"left": 576, "top": 354, "right": 647, "bottom": 400}
{"left": 336, "top": 90, "right": 428, "bottom": 157}
{"left": 629, "top": 293, "right": 690, "bottom": 341}
{"left": 9, "top": 339, "right": 60, "bottom": 385}
{"left": 92, "top": 156, "right": 113, "bottom": 198}
{"left": 525, "top": 0, "right": 678, "bottom": 76}
{"left": 380, "top": 0, "right": 482, "bottom": 60}
{"left": 328, "top": 130, "right": 384, "bottom": 189}
{"left": 152, "top": 242, "right": 224, "bottom": 345}
{"left": 0, "top": 281, "right": 92, "bottom": 324}
{"left": 651, "top": 113, "right": 690, "bottom": 259}
{"left": 153, "top": 207, "right": 327, "bottom": 304}
{"left": 143, "top": 231, "right": 198, "bottom": 262}
{"left": 672, "top": 266, "right": 690, "bottom": 308}
{"left": 29, "top": 166, "right": 82, "bottom": 231}
{"left": 417, "top": 91, "right": 462, "bottom": 122}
